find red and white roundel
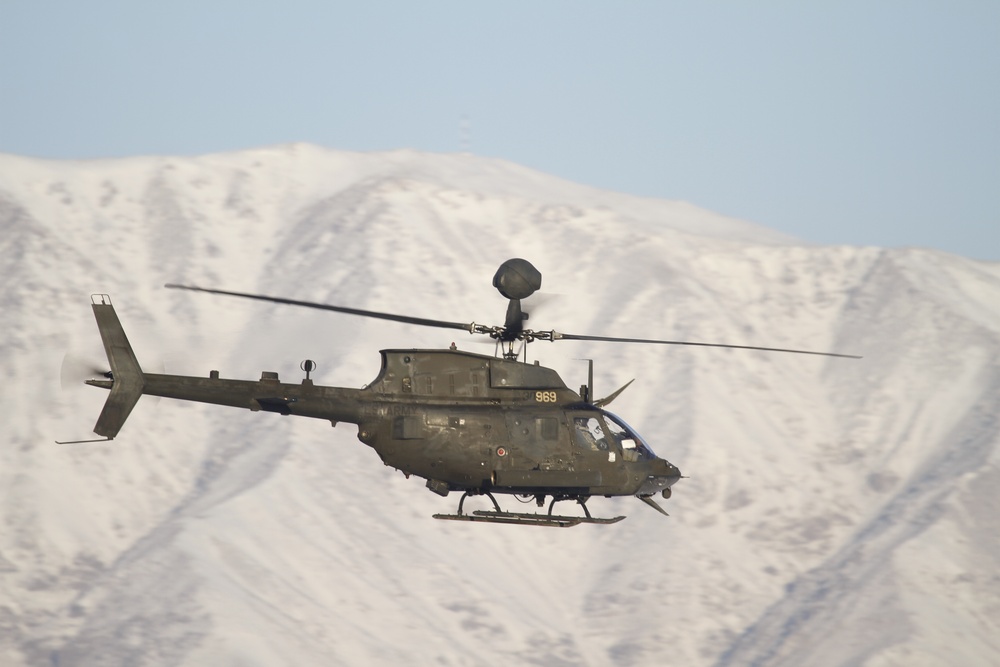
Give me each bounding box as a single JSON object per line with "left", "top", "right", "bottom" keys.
{"left": 496, "top": 447, "right": 507, "bottom": 457}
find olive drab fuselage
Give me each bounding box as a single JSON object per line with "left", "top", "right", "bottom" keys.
{"left": 83, "top": 303, "right": 682, "bottom": 504}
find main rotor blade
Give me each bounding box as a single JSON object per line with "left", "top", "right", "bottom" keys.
{"left": 551, "top": 331, "right": 861, "bottom": 359}
{"left": 165, "top": 284, "right": 478, "bottom": 333}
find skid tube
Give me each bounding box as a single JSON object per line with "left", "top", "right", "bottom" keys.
{"left": 433, "top": 491, "right": 626, "bottom": 528}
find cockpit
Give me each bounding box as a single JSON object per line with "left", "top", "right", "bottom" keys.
{"left": 571, "top": 409, "right": 656, "bottom": 462}
{"left": 601, "top": 410, "right": 656, "bottom": 461}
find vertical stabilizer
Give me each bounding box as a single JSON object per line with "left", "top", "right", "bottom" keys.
{"left": 90, "top": 295, "right": 145, "bottom": 438}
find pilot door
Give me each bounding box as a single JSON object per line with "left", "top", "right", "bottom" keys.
{"left": 570, "top": 413, "right": 627, "bottom": 487}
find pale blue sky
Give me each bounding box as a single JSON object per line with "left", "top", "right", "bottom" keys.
{"left": 2, "top": 1, "right": 997, "bottom": 260}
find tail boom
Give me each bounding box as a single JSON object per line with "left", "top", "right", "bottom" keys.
{"left": 83, "top": 295, "right": 366, "bottom": 437}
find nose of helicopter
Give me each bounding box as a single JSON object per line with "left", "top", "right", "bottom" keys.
{"left": 636, "top": 459, "right": 682, "bottom": 496}
{"left": 661, "top": 460, "right": 682, "bottom": 488}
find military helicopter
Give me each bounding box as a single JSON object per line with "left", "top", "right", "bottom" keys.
{"left": 62, "top": 258, "right": 859, "bottom": 527}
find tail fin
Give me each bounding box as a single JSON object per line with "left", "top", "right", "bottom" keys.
{"left": 90, "top": 295, "right": 145, "bottom": 438}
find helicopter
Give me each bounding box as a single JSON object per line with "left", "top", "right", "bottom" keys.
{"left": 62, "top": 258, "right": 860, "bottom": 527}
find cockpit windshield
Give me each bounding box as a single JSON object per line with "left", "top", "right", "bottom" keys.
{"left": 601, "top": 410, "right": 656, "bottom": 461}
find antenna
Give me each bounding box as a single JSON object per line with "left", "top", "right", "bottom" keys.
{"left": 459, "top": 114, "right": 471, "bottom": 153}
{"left": 576, "top": 358, "right": 594, "bottom": 403}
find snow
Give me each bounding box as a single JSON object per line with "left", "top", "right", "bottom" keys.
{"left": 1, "top": 144, "right": 998, "bottom": 666}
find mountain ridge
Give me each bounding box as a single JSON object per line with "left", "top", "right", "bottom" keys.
{"left": 1, "top": 145, "right": 997, "bottom": 666}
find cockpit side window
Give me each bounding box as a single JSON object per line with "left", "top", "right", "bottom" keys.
{"left": 602, "top": 411, "right": 655, "bottom": 461}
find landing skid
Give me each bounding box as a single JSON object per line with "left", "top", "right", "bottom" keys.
{"left": 434, "top": 510, "right": 625, "bottom": 527}
{"left": 432, "top": 491, "right": 626, "bottom": 528}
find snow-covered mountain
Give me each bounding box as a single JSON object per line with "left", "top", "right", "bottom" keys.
{"left": 2, "top": 143, "right": 998, "bottom": 666}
